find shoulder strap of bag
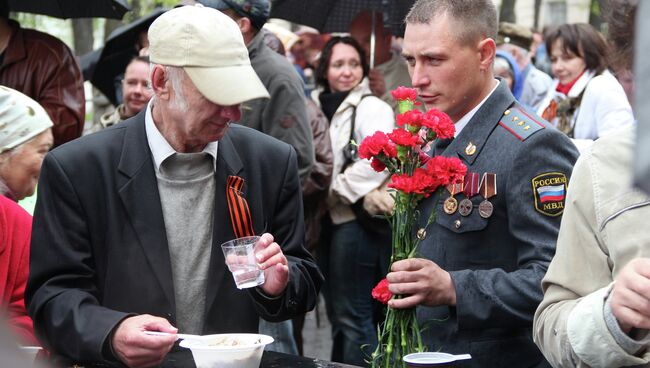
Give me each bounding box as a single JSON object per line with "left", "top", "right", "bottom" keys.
{"left": 341, "top": 93, "right": 375, "bottom": 173}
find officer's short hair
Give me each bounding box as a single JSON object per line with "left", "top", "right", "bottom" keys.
{"left": 405, "top": 0, "right": 497, "bottom": 47}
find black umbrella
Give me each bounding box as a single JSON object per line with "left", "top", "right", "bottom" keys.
{"left": 87, "top": 8, "right": 167, "bottom": 105}
{"left": 7, "top": 0, "right": 130, "bottom": 19}
{"left": 270, "top": 0, "right": 413, "bottom": 37}
{"left": 80, "top": 48, "right": 102, "bottom": 82}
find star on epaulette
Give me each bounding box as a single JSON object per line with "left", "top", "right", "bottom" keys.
{"left": 499, "top": 107, "right": 545, "bottom": 141}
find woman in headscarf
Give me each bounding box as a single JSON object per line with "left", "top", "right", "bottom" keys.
{"left": 0, "top": 86, "right": 53, "bottom": 345}
{"left": 537, "top": 23, "right": 634, "bottom": 153}
{"left": 494, "top": 50, "right": 524, "bottom": 102}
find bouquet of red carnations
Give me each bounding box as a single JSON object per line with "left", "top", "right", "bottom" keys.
{"left": 359, "top": 87, "right": 466, "bottom": 368}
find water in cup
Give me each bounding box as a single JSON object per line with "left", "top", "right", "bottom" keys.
{"left": 221, "top": 236, "right": 265, "bottom": 289}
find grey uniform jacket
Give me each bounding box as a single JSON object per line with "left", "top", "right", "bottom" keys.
{"left": 239, "top": 31, "right": 314, "bottom": 183}
{"left": 415, "top": 81, "right": 579, "bottom": 367}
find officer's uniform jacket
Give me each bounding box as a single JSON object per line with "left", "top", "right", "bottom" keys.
{"left": 416, "top": 80, "right": 580, "bottom": 367}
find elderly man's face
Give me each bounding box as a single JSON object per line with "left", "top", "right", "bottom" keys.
{"left": 402, "top": 15, "right": 487, "bottom": 123}
{"left": 167, "top": 71, "right": 241, "bottom": 150}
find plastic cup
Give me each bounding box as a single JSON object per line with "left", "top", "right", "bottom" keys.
{"left": 221, "top": 236, "right": 265, "bottom": 289}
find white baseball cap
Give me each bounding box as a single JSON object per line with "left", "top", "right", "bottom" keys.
{"left": 148, "top": 4, "right": 269, "bottom": 105}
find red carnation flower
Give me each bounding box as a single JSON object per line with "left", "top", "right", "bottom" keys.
{"left": 391, "top": 87, "right": 418, "bottom": 102}
{"left": 396, "top": 110, "right": 424, "bottom": 128}
{"left": 389, "top": 169, "right": 439, "bottom": 195}
{"left": 388, "top": 128, "right": 420, "bottom": 148}
{"left": 359, "top": 131, "right": 396, "bottom": 159}
{"left": 370, "top": 158, "right": 387, "bottom": 172}
{"left": 372, "top": 278, "right": 392, "bottom": 304}
{"left": 425, "top": 156, "right": 467, "bottom": 187}
{"left": 422, "top": 108, "right": 455, "bottom": 139}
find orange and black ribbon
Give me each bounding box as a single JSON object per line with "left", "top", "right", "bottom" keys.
{"left": 226, "top": 175, "right": 255, "bottom": 238}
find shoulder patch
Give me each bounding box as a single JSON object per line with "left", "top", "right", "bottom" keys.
{"left": 499, "top": 106, "right": 545, "bottom": 141}
{"left": 531, "top": 172, "right": 568, "bottom": 217}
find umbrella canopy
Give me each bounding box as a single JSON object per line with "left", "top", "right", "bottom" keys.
{"left": 87, "top": 8, "right": 166, "bottom": 105}
{"left": 80, "top": 48, "right": 102, "bottom": 82}
{"left": 7, "top": 0, "right": 130, "bottom": 20}
{"left": 270, "top": 0, "right": 414, "bottom": 37}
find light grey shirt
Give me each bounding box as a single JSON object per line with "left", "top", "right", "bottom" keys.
{"left": 145, "top": 102, "right": 218, "bottom": 334}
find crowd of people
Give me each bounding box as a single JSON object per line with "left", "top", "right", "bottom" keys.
{"left": 0, "top": 0, "right": 647, "bottom": 367}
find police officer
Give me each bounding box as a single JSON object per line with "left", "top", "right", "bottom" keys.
{"left": 387, "top": 1, "right": 579, "bottom": 367}
{"left": 497, "top": 22, "right": 553, "bottom": 111}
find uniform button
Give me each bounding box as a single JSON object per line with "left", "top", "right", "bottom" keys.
{"left": 553, "top": 328, "right": 558, "bottom": 336}
{"left": 454, "top": 220, "right": 461, "bottom": 229}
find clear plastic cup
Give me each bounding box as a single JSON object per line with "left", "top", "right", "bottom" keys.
{"left": 221, "top": 236, "right": 265, "bottom": 289}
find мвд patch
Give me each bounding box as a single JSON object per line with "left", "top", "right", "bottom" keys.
{"left": 531, "top": 172, "right": 567, "bottom": 217}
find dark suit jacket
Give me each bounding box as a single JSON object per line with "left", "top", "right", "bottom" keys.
{"left": 25, "top": 111, "right": 322, "bottom": 365}
{"left": 415, "top": 81, "right": 579, "bottom": 367}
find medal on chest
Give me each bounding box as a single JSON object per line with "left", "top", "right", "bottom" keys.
{"left": 478, "top": 173, "right": 497, "bottom": 218}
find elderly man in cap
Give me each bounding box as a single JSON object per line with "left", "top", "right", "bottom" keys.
{"left": 497, "top": 22, "right": 552, "bottom": 111}
{"left": 198, "top": 0, "right": 316, "bottom": 354}
{"left": 25, "top": 5, "right": 322, "bottom": 368}
{"left": 198, "top": 0, "right": 314, "bottom": 185}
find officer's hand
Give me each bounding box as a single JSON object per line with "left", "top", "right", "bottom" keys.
{"left": 112, "top": 314, "right": 177, "bottom": 368}
{"left": 386, "top": 258, "right": 456, "bottom": 309}
{"left": 255, "top": 233, "right": 289, "bottom": 297}
{"left": 363, "top": 186, "right": 393, "bottom": 216}
{"left": 368, "top": 68, "right": 387, "bottom": 98}
{"left": 610, "top": 258, "right": 650, "bottom": 333}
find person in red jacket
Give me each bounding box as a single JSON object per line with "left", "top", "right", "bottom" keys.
{"left": 0, "top": 86, "right": 54, "bottom": 345}
{"left": 0, "top": 195, "right": 37, "bottom": 345}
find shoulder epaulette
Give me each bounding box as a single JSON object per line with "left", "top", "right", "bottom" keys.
{"left": 498, "top": 106, "right": 545, "bottom": 141}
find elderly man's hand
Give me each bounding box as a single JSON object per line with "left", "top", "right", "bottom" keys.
{"left": 610, "top": 258, "right": 650, "bottom": 334}
{"left": 111, "top": 314, "right": 177, "bottom": 368}
{"left": 255, "top": 233, "right": 289, "bottom": 297}
{"left": 386, "top": 258, "right": 456, "bottom": 309}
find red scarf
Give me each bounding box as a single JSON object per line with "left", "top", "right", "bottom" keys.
{"left": 555, "top": 69, "right": 586, "bottom": 96}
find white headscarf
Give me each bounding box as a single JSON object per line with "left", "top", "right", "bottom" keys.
{"left": 0, "top": 86, "right": 54, "bottom": 153}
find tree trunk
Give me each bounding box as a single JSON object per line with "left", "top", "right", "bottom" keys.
{"left": 71, "top": 18, "right": 93, "bottom": 56}
{"left": 127, "top": 0, "right": 142, "bottom": 23}
{"left": 589, "top": 0, "right": 607, "bottom": 31}
{"left": 499, "top": 0, "right": 517, "bottom": 24}
{"left": 104, "top": 19, "right": 122, "bottom": 41}
{"left": 534, "top": 0, "right": 542, "bottom": 31}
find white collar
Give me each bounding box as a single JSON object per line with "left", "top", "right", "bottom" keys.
{"left": 144, "top": 101, "right": 218, "bottom": 173}
{"left": 454, "top": 79, "right": 500, "bottom": 137}
{"left": 566, "top": 69, "right": 597, "bottom": 98}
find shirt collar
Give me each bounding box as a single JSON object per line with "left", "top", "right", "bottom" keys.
{"left": 144, "top": 101, "right": 218, "bottom": 172}
{"left": 454, "top": 79, "right": 500, "bottom": 137}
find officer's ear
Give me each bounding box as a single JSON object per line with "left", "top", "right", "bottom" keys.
{"left": 478, "top": 38, "right": 497, "bottom": 73}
